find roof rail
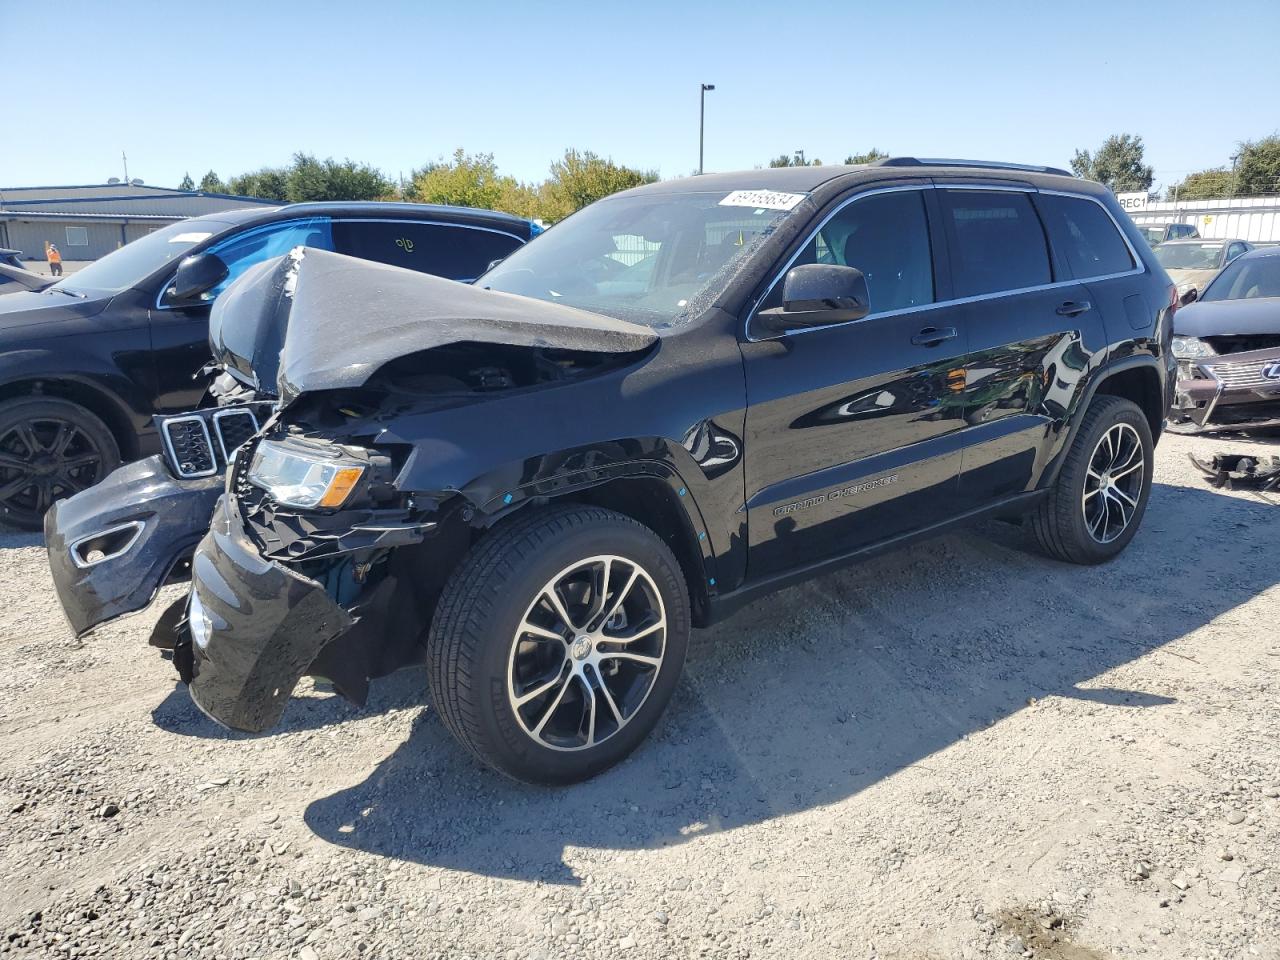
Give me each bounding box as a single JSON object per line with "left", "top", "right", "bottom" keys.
{"left": 871, "top": 157, "right": 1075, "bottom": 178}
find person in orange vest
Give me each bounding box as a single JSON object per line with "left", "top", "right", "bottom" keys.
{"left": 46, "top": 242, "right": 63, "bottom": 277}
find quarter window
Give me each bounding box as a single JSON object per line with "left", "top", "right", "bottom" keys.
{"left": 766, "top": 190, "right": 935, "bottom": 315}
{"left": 1037, "top": 194, "right": 1134, "bottom": 279}
{"left": 942, "top": 191, "right": 1051, "bottom": 297}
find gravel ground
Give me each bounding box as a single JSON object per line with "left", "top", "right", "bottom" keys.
{"left": 1, "top": 430, "right": 1277, "bottom": 960}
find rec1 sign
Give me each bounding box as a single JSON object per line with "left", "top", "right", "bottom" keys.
{"left": 1116, "top": 192, "right": 1149, "bottom": 213}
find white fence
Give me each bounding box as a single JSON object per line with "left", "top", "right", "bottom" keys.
{"left": 1127, "top": 196, "right": 1280, "bottom": 242}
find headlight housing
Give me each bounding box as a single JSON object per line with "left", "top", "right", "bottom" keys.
{"left": 247, "top": 440, "right": 366, "bottom": 509}
{"left": 1171, "top": 336, "right": 1217, "bottom": 360}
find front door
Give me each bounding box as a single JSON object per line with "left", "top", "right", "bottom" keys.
{"left": 740, "top": 187, "right": 968, "bottom": 580}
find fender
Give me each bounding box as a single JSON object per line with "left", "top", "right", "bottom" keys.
{"left": 0, "top": 347, "right": 155, "bottom": 437}
{"left": 443, "top": 441, "right": 724, "bottom": 594}
{"left": 1041, "top": 352, "right": 1164, "bottom": 487}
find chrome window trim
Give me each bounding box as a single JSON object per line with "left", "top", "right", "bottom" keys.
{"left": 211, "top": 407, "right": 260, "bottom": 462}
{"left": 154, "top": 217, "right": 528, "bottom": 311}
{"left": 160, "top": 414, "right": 218, "bottom": 479}
{"left": 745, "top": 183, "right": 1147, "bottom": 343}
{"left": 69, "top": 520, "right": 145, "bottom": 570}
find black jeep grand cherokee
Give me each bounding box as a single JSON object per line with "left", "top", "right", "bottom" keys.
{"left": 47, "top": 159, "right": 1175, "bottom": 785}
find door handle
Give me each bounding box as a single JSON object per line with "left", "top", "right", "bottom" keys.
{"left": 911, "top": 326, "right": 958, "bottom": 347}
{"left": 1055, "top": 300, "right": 1092, "bottom": 317}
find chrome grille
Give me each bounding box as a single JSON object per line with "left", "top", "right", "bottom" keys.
{"left": 1209, "top": 359, "right": 1280, "bottom": 389}
{"left": 212, "top": 409, "right": 258, "bottom": 459}
{"left": 160, "top": 416, "right": 216, "bottom": 478}
{"left": 157, "top": 405, "right": 264, "bottom": 479}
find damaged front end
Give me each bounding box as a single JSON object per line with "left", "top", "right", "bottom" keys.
{"left": 170, "top": 248, "right": 659, "bottom": 733}
{"left": 44, "top": 401, "right": 271, "bottom": 638}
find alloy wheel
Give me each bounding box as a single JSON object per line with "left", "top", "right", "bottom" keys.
{"left": 507, "top": 555, "right": 667, "bottom": 752}
{"left": 0, "top": 416, "right": 105, "bottom": 522}
{"left": 1081, "top": 422, "right": 1144, "bottom": 544}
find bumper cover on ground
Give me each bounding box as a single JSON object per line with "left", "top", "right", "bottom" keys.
{"left": 44, "top": 456, "right": 222, "bottom": 636}
{"left": 184, "top": 494, "right": 354, "bottom": 733}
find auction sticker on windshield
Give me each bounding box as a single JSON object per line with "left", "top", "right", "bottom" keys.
{"left": 719, "top": 190, "right": 806, "bottom": 212}
{"left": 169, "top": 232, "right": 213, "bottom": 244}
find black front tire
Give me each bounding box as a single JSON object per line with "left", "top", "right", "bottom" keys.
{"left": 1029, "top": 395, "right": 1153, "bottom": 564}
{"left": 0, "top": 397, "right": 120, "bottom": 531}
{"left": 427, "top": 505, "right": 691, "bottom": 785}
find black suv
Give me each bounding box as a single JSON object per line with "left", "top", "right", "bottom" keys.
{"left": 0, "top": 202, "right": 537, "bottom": 528}
{"left": 46, "top": 159, "right": 1175, "bottom": 785}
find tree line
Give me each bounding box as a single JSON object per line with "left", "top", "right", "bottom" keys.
{"left": 1070, "top": 133, "right": 1280, "bottom": 200}
{"left": 178, "top": 136, "right": 1280, "bottom": 218}
{"left": 179, "top": 149, "right": 657, "bottom": 223}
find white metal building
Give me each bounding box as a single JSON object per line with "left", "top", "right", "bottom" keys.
{"left": 1127, "top": 196, "right": 1280, "bottom": 243}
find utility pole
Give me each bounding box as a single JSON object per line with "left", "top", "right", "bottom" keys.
{"left": 1230, "top": 153, "right": 1240, "bottom": 198}
{"left": 698, "top": 83, "right": 715, "bottom": 175}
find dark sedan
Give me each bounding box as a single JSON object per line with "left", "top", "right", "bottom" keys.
{"left": 0, "top": 202, "right": 538, "bottom": 529}
{"left": 1170, "top": 245, "right": 1280, "bottom": 431}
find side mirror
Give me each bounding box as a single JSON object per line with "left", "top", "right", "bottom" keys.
{"left": 163, "top": 252, "right": 229, "bottom": 307}
{"left": 754, "top": 263, "right": 870, "bottom": 336}
{"left": 1180, "top": 287, "right": 1198, "bottom": 306}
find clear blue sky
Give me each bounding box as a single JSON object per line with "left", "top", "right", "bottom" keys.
{"left": 4, "top": 0, "right": 1278, "bottom": 193}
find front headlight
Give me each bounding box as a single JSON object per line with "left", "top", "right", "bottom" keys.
{"left": 248, "top": 440, "right": 366, "bottom": 509}
{"left": 1171, "top": 336, "right": 1217, "bottom": 360}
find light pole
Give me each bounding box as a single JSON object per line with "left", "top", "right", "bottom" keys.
{"left": 698, "top": 83, "right": 715, "bottom": 175}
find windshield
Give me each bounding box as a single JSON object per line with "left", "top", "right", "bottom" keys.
{"left": 55, "top": 218, "right": 233, "bottom": 296}
{"left": 1154, "top": 242, "right": 1222, "bottom": 271}
{"left": 1200, "top": 256, "right": 1280, "bottom": 301}
{"left": 480, "top": 190, "right": 803, "bottom": 327}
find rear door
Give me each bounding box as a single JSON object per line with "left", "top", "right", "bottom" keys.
{"left": 330, "top": 219, "right": 525, "bottom": 281}
{"left": 937, "top": 188, "right": 1102, "bottom": 506}
{"left": 741, "top": 186, "right": 969, "bottom": 579}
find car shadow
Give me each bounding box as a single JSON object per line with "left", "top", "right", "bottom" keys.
{"left": 300, "top": 480, "right": 1279, "bottom": 883}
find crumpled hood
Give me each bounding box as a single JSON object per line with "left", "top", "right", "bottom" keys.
{"left": 1175, "top": 296, "right": 1280, "bottom": 337}
{"left": 208, "top": 247, "right": 659, "bottom": 403}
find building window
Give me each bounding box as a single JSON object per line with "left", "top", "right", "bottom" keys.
{"left": 65, "top": 226, "right": 89, "bottom": 246}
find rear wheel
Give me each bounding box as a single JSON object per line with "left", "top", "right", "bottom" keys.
{"left": 427, "top": 505, "right": 690, "bottom": 785}
{"left": 0, "top": 397, "right": 120, "bottom": 531}
{"left": 1029, "top": 395, "right": 1153, "bottom": 564}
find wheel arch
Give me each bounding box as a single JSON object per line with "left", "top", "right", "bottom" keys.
{"left": 0, "top": 376, "right": 140, "bottom": 460}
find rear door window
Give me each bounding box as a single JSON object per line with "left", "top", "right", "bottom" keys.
{"left": 940, "top": 191, "right": 1052, "bottom": 297}
{"left": 331, "top": 220, "right": 524, "bottom": 281}
{"left": 1037, "top": 194, "right": 1135, "bottom": 279}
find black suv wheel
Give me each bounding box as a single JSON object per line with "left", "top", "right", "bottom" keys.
{"left": 1029, "top": 395, "right": 1153, "bottom": 564}
{"left": 0, "top": 397, "right": 120, "bottom": 531}
{"left": 426, "top": 505, "right": 691, "bottom": 784}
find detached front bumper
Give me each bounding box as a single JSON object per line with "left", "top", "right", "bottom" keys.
{"left": 44, "top": 456, "right": 222, "bottom": 637}
{"left": 182, "top": 494, "right": 354, "bottom": 733}
{"left": 1170, "top": 351, "right": 1280, "bottom": 431}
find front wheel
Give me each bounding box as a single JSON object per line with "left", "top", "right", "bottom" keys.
{"left": 427, "top": 505, "right": 691, "bottom": 785}
{"left": 1029, "top": 395, "right": 1154, "bottom": 564}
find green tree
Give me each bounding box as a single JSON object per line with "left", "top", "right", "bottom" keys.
{"left": 540, "top": 149, "right": 658, "bottom": 221}
{"left": 229, "top": 167, "right": 289, "bottom": 201}
{"left": 844, "top": 148, "right": 889, "bottom": 165}
{"left": 1234, "top": 135, "right": 1280, "bottom": 196}
{"left": 1166, "top": 168, "right": 1232, "bottom": 201}
{"left": 178, "top": 172, "right": 194, "bottom": 191}
{"left": 407, "top": 150, "right": 515, "bottom": 210}
{"left": 1069, "top": 134, "right": 1154, "bottom": 192}
{"left": 198, "top": 170, "right": 226, "bottom": 193}
{"left": 284, "top": 153, "right": 392, "bottom": 202}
